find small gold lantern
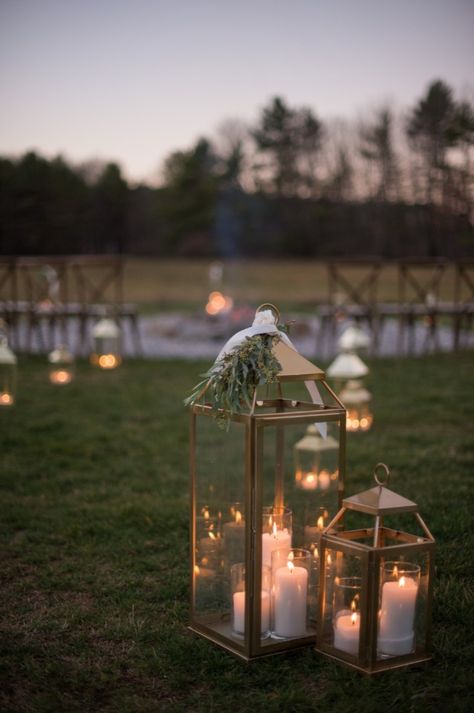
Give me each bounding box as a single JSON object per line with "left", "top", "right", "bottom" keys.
{"left": 0, "top": 323, "right": 17, "bottom": 406}
{"left": 294, "top": 425, "right": 339, "bottom": 492}
{"left": 339, "top": 380, "right": 373, "bottom": 432}
{"left": 189, "top": 305, "right": 347, "bottom": 660}
{"left": 327, "top": 349, "right": 373, "bottom": 432}
{"left": 48, "top": 345, "right": 75, "bottom": 385}
{"left": 316, "top": 463, "right": 435, "bottom": 674}
{"left": 90, "top": 317, "right": 121, "bottom": 369}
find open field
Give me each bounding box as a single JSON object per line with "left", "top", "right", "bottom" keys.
{"left": 1, "top": 353, "right": 473, "bottom": 712}
{"left": 122, "top": 259, "right": 461, "bottom": 312}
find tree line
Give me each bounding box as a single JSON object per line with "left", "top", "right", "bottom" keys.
{"left": 1, "top": 79, "right": 473, "bottom": 258}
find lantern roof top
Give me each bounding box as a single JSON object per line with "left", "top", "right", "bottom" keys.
{"left": 273, "top": 340, "right": 325, "bottom": 382}
{"left": 327, "top": 352, "right": 369, "bottom": 380}
{"left": 343, "top": 464, "right": 418, "bottom": 515}
{"left": 295, "top": 424, "right": 339, "bottom": 450}
{"left": 338, "top": 323, "right": 371, "bottom": 352}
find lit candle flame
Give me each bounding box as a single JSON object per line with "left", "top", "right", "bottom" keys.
{"left": 399, "top": 575, "right": 406, "bottom": 588}
{"left": 235, "top": 510, "right": 242, "bottom": 524}
{"left": 194, "top": 565, "right": 200, "bottom": 575}
{"left": 287, "top": 560, "right": 294, "bottom": 573}
{"left": 351, "top": 599, "right": 357, "bottom": 612}
{"left": 326, "top": 553, "right": 332, "bottom": 566}
{"left": 351, "top": 611, "right": 358, "bottom": 625}
{"left": 392, "top": 564, "right": 399, "bottom": 579}
{"left": 0, "top": 392, "right": 13, "bottom": 405}
{"left": 272, "top": 522, "right": 277, "bottom": 537}
{"left": 98, "top": 354, "right": 118, "bottom": 369}
{"left": 288, "top": 551, "right": 294, "bottom": 561}
{"left": 208, "top": 531, "right": 216, "bottom": 540}
{"left": 306, "top": 473, "right": 316, "bottom": 484}
{"left": 317, "top": 515, "right": 325, "bottom": 530}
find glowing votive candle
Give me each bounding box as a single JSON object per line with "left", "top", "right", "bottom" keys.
{"left": 378, "top": 575, "right": 418, "bottom": 655}
{"left": 273, "top": 560, "right": 308, "bottom": 638}
{"left": 334, "top": 610, "right": 360, "bottom": 655}
{"left": 232, "top": 591, "right": 270, "bottom": 635}
{"left": 262, "top": 524, "right": 291, "bottom": 569}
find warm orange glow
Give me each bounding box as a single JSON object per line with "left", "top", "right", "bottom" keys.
{"left": 205, "top": 291, "right": 234, "bottom": 316}
{"left": 287, "top": 560, "right": 294, "bottom": 573}
{"left": 307, "top": 473, "right": 316, "bottom": 484}
{"left": 50, "top": 369, "right": 72, "bottom": 385}
{"left": 399, "top": 575, "right": 406, "bottom": 588}
{"left": 288, "top": 551, "right": 294, "bottom": 561}
{"left": 392, "top": 564, "right": 399, "bottom": 579}
{"left": 351, "top": 611, "right": 358, "bottom": 625}
{"left": 98, "top": 354, "right": 119, "bottom": 369}
{"left": 326, "top": 553, "right": 332, "bottom": 566}
{"left": 310, "top": 544, "right": 319, "bottom": 559}
{"left": 208, "top": 531, "right": 216, "bottom": 540}
{"left": 194, "top": 565, "right": 200, "bottom": 575}
{"left": 351, "top": 599, "right": 356, "bottom": 612}
{"left": 347, "top": 410, "right": 373, "bottom": 432}
{"left": 317, "top": 515, "right": 325, "bottom": 530}
{"left": 235, "top": 510, "right": 242, "bottom": 524}
{"left": 0, "top": 392, "right": 14, "bottom": 406}
{"left": 202, "top": 507, "right": 210, "bottom": 520}
{"left": 272, "top": 522, "right": 277, "bottom": 536}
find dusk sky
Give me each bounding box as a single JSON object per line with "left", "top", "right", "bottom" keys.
{"left": 1, "top": 0, "right": 473, "bottom": 183}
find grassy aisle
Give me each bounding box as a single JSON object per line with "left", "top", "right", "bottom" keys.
{"left": 0, "top": 353, "right": 473, "bottom": 713}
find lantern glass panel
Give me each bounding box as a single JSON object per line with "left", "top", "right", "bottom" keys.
{"left": 320, "top": 548, "right": 364, "bottom": 657}
{"left": 192, "top": 415, "right": 246, "bottom": 650}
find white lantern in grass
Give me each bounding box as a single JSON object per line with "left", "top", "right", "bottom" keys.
{"left": 48, "top": 345, "right": 75, "bottom": 385}
{"left": 0, "top": 327, "right": 17, "bottom": 406}
{"left": 91, "top": 318, "right": 121, "bottom": 369}
{"left": 339, "top": 380, "right": 373, "bottom": 432}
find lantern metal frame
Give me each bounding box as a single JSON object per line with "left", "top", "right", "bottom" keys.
{"left": 189, "top": 312, "right": 347, "bottom": 661}
{"left": 315, "top": 463, "right": 435, "bottom": 674}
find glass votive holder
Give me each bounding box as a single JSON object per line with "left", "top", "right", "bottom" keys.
{"left": 303, "top": 506, "right": 330, "bottom": 547}
{"left": 223, "top": 502, "right": 246, "bottom": 568}
{"left": 332, "top": 576, "right": 362, "bottom": 656}
{"left": 231, "top": 563, "right": 271, "bottom": 639}
{"left": 378, "top": 561, "right": 421, "bottom": 658}
{"left": 261, "top": 505, "right": 292, "bottom": 570}
{"left": 271, "top": 548, "right": 311, "bottom": 639}
{"left": 197, "top": 516, "right": 222, "bottom": 569}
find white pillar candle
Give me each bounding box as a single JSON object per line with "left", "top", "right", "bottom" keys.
{"left": 333, "top": 610, "right": 360, "bottom": 655}
{"left": 378, "top": 575, "right": 418, "bottom": 656}
{"left": 232, "top": 591, "right": 270, "bottom": 635}
{"left": 261, "top": 524, "right": 291, "bottom": 569}
{"left": 273, "top": 561, "right": 308, "bottom": 638}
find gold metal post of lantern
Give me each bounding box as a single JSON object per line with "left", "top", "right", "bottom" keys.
{"left": 0, "top": 320, "right": 17, "bottom": 406}
{"left": 316, "top": 463, "right": 435, "bottom": 674}
{"left": 48, "top": 345, "right": 75, "bottom": 385}
{"left": 189, "top": 304, "right": 347, "bottom": 660}
{"left": 90, "top": 317, "right": 122, "bottom": 369}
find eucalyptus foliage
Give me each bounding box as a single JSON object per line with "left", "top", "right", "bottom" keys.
{"left": 184, "top": 333, "right": 282, "bottom": 427}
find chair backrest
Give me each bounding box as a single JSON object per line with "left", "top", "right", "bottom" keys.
{"left": 16, "top": 256, "right": 69, "bottom": 307}
{"left": 454, "top": 259, "right": 474, "bottom": 308}
{"left": 70, "top": 256, "right": 124, "bottom": 310}
{"left": 0, "top": 257, "right": 17, "bottom": 305}
{"left": 397, "top": 259, "right": 448, "bottom": 307}
{"left": 326, "top": 258, "right": 382, "bottom": 309}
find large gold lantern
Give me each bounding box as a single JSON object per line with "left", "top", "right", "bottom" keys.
{"left": 188, "top": 305, "right": 346, "bottom": 660}
{"left": 0, "top": 323, "right": 17, "bottom": 406}
{"left": 48, "top": 345, "right": 75, "bottom": 385}
{"left": 316, "top": 463, "right": 435, "bottom": 674}
{"left": 90, "top": 317, "right": 122, "bottom": 369}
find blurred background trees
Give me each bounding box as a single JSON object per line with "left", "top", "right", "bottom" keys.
{"left": 1, "top": 79, "right": 473, "bottom": 258}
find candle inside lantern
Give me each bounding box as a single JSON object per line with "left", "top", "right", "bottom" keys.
{"left": 300, "top": 472, "right": 318, "bottom": 490}
{"left": 334, "top": 603, "right": 360, "bottom": 655}
{"left": 378, "top": 565, "right": 419, "bottom": 656}
{"left": 273, "top": 559, "right": 308, "bottom": 638}
{"left": 50, "top": 369, "right": 73, "bottom": 385}
{"left": 0, "top": 392, "right": 14, "bottom": 406}
{"left": 262, "top": 521, "right": 291, "bottom": 569}
{"left": 223, "top": 508, "right": 245, "bottom": 565}
{"left": 232, "top": 591, "right": 270, "bottom": 636}
{"left": 304, "top": 511, "right": 328, "bottom": 546}
{"left": 318, "top": 469, "right": 331, "bottom": 490}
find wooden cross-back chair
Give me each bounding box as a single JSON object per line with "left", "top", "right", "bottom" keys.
{"left": 317, "top": 258, "right": 382, "bottom": 357}
{"left": 0, "top": 257, "right": 19, "bottom": 348}
{"left": 396, "top": 258, "right": 448, "bottom": 354}
{"left": 15, "top": 256, "right": 70, "bottom": 351}
{"left": 70, "top": 256, "right": 142, "bottom": 355}
{"left": 453, "top": 259, "right": 474, "bottom": 349}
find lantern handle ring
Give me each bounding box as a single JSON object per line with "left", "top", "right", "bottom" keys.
{"left": 256, "top": 303, "right": 280, "bottom": 324}
{"left": 373, "top": 462, "right": 390, "bottom": 486}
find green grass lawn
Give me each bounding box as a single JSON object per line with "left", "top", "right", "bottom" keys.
{"left": 1, "top": 353, "right": 473, "bottom": 713}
